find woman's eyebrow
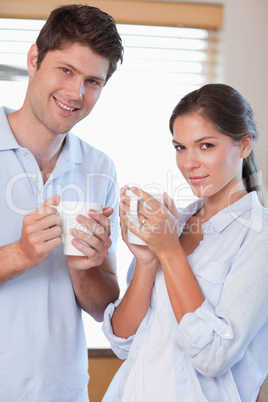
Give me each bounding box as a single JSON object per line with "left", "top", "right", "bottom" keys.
{"left": 172, "top": 136, "right": 218, "bottom": 145}
{"left": 194, "top": 136, "right": 218, "bottom": 143}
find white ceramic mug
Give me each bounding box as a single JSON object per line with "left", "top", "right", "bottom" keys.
{"left": 125, "top": 189, "right": 163, "bottom": 246}
{"left": 53, "top": 201, "right": 103, "bottom": 256}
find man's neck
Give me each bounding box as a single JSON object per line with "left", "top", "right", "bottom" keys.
{"left": 7, "top": 108, "right": 66, "bottom": 184}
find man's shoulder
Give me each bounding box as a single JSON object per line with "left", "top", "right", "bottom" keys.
{"left": 67, "top": 131, "right": 116, "bottom": 169}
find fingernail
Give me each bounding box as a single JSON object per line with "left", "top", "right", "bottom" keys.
{"left": 77, "top": 215, "right": 84, "bottom": 223}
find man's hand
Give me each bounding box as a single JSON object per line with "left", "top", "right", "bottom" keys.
{"left": 17, "top": 195, "right": 62, "bottom": 269}
{"left": 67, "top": 207, "right": 113, "bottom": 270}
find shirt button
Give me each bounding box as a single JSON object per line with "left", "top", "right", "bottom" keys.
{"left": 19, "top": 149, "right": 26, "bottom": 156}
{"left": 203, "top": 222, "right": 212, "bottom": 234}
{"left": 178, "top": 366, "right": 184, "bottom": 371}
{"left": 32, "top": 174, "right": 38, "bottom": 182}
{"left": 224, "top": 330, "right": 231, "bottom": 338}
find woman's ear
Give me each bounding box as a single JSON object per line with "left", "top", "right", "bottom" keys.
{"left": 27, "top": 44, "right": 38, "bottom": 76}
{"left": 241, "top": 135, "right": 253, "bottom": 159}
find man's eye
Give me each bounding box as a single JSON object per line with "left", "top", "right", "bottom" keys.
{"left": 87, "top": 79, "right": 101, "bottom": 87}
{"left": 61, "top": 68, "right": 70, "bottom": 74}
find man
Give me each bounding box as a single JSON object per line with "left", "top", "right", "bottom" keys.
{"left": 0, "top": 4, "right": 123, "bottom": 401}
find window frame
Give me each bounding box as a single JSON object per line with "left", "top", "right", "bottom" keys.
{"left": 0, "top": 0, "right": 223, "bottom": 29}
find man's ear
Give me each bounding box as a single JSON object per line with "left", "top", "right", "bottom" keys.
{"left": 241, "top": 135, "right": 253, "bottom": 159}
{"left": 27, "top": 44, "right": 39, "bottom": 76}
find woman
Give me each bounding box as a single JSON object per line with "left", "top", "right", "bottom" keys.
{"left": 102, "top": 84, "right": 268, "bottom": 401}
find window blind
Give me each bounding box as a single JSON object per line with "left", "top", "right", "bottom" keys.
{"left": 0, "top": 19, "right": 219, "bottom": 97}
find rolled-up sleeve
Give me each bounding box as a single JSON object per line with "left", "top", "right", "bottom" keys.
{"left": 174, "top": 300, "right": 234, "bottom": 376}
{"left": 102, "top": 299, "right": 135, "bottom": 360}
{"left": 175, "top": 299, "right": 233, "bottom": 352}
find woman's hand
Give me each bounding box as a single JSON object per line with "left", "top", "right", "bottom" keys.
{"left": 122, "top": 186, "right": 180, "bottom": 261}
{"left": 120, "top": 186, "right": 159, "bottom": 267}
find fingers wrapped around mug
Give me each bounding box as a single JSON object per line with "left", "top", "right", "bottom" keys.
{"left": 122, "top": 187, "right": 179, "bottom": 256}
{"left": 68, "top": 209, "right": 112, "bottom": 270}
{"left": 121, "top": 187, "right": 163, "bottom": 245}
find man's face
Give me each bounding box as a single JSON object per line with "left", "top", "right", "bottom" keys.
{"left": 26, "top": 43, "right": 109, "bottom": 135}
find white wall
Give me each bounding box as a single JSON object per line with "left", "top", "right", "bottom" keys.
{"left": 223, "top": 0, "right": 268, "bottom": 202}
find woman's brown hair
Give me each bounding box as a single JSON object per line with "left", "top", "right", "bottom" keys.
{"left": 169, "top": 83, "right": 260, "bottom": 194}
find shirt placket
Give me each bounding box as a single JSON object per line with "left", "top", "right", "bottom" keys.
{"left": 202, "top": 221, "right": 214, "bottom": 240}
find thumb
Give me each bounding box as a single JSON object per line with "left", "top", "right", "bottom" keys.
{"left": 43, "top": 195, "right": 61, "bottom": 207}
{"left": 103, "top": 207, "right": 113, "bottom": 218}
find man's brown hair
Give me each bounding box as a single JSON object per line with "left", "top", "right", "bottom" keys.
{"left": 36, "top": 4, "right": 124, "bottom": 82}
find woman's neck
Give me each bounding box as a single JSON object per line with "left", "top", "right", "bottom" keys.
{"left": 197, "top": 187, "right": 248, "bottom": 222}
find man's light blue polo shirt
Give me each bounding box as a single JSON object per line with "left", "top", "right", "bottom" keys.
{"left": 0, "top": 106, "right": 119, "bottom": 401}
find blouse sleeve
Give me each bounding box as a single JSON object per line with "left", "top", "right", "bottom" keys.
{"left": 102, "top": 257, "right": 137, "bottom": 359}
{"left": 173, "top": 212, "right": 268, "bottom": 377}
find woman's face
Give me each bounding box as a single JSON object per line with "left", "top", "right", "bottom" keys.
{"left": 172, "top": 112, "right": 250, "bottom": 200}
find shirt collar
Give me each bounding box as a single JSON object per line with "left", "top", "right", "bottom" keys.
{"left": 61, "top": 131, "right": 83, "bottom": 164}
{"left": 0, "top": 106, "right": 20, "bottom": 150}
{"left": 178, "top": 191, "right": 260, "bottom": 234}
{"left": 209, "top": 191, "right": 260, "bottom": 232}
{"left": 0, "top": 105, "right": 83, "bottom": 164}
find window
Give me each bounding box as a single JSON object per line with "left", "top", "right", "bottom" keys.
{"left": 0, "top": 19, "right": 221, "bottom": 348}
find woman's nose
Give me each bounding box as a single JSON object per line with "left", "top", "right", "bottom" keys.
{"left": 184, "top": 150, "right": 199, "bottom": 170}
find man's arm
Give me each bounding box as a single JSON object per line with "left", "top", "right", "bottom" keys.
{"left": 67, "top": 207, "right": 120, "bottom": 321}
{"left": 69, "top": 253, "right": 119, "bottom": 322}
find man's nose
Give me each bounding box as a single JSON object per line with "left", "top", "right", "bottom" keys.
{"left": 65, "top": 78, "right": 85, "bottom": 101}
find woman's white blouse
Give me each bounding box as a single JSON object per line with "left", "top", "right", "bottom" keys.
{"left": 102, "top": 192, "right": 268, "bottom": 402}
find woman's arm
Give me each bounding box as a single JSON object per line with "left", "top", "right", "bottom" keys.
{"left": 126, "top": 187, "right": 205, "bottom": 324}
{"left": 110, "top": 186, "right": 160, "bottom": 338}
{"left": 111, "top": 258, "right": 159, "bottom": 338}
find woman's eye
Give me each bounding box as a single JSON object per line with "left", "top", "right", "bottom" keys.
{"left": 175, "top": 145, "right": 185, "bottom": 151}
{"left": 201, "top": 143, "right": 213, "bottom": 149}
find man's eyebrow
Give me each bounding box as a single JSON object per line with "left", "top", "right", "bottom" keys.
{"left": 63, "top": 63, "right": 106, "bottom": 82}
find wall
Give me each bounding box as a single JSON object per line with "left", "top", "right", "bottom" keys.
{"left": 223, "top": 0, "right": 268, "bottom": 202}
